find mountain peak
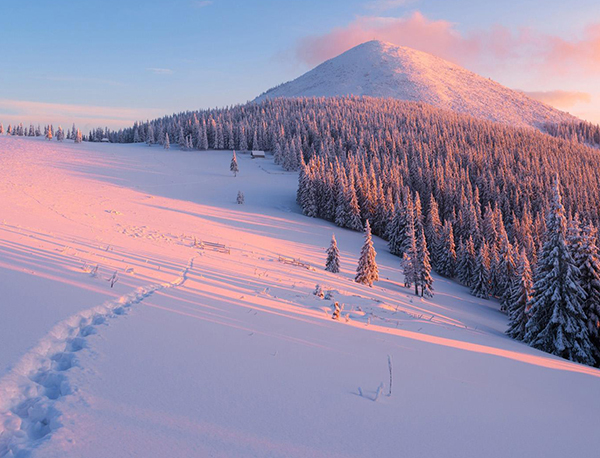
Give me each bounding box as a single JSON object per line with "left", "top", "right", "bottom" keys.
{"left": 256, "top": 41, "right": 576, "bottom": 129}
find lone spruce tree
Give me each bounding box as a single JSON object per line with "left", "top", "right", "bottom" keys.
{"left": 524, "top": 179, "right": 595, "bottom": 365}
{"left": 230, "top": 150, "right": 239, "bottom": 177}
{"left": 355, "top": 220, "right": 378, "bottom": 287}
{"left": 325, "top": 234, "right": 341, "bottom": 273}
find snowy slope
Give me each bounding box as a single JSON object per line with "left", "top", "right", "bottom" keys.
{"left": 0, "top": 136, "right": 599, "bottom": 458}
{"left": 256, "top": 40, "right": 577, "bottom": 129}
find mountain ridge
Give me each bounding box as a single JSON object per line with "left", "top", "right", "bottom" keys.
{"left": 256, "top": 40, "right": 577, "bottom": 129}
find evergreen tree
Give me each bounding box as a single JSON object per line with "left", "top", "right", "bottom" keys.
{"left": 426, "top": 196, "right": 442, "bottom": 269}
{"left": 524, "top": 179, "right": 595, "bottom": 365}
{"left": 402, "top": 222, "right": 417, "bottom": 290}
{"left": 471, "top": 241, "right": 491, "bottom": 299}
{"left": 388, "top": 198, "right": 409, "bottom": 257}
{"left": 46, "top": 125, "right": 53, "bottom": 141}
{"left": 498, "top": 231, "right": 517, "bottom": 312}
{"left": 56, "top": 126, "right": 64, "bottom": 141}
{"left": 230, "top": 150, "right": 239, "bottom": 177}
{"left": 74, "top": 129, "right": 83, "bottom": 144}
{"left": 164, "top": 133, "right": 170, "bottom": 150}
{"left": 0, "top": 123, "right": 3, "bottom": 135}
{"left": 507, "top": 248, "right": 533, "bottom": 341}
{"left": 571, "top": 222, "right": 600, "bottom": 359}
{"left": 325, "top": 234, "right": 341, "bottom": 273}
{"left": 146, "top": 124, "right": 154, "bottom": 146}
{"left": 346, "top": 184, "right": 363, "bottom": 231}
{"left": 236, "top": 190, "right": 244, "bottom": 204}
{"left": 355, "top": 220, "right": 379, "bottom": 287}
{"left": 416, "top": 224, "right": 434, "bottom": 297}
{"left": 457, "top": 236, "right": 477, "bottom": 287}
{"left": 399, "top": 197, "right": 415, "bottom": 258}
{"left": 436, "top": 220, "right": 456, "bottom": 277}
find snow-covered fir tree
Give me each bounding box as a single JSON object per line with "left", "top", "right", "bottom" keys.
{"left": 164, "top": 133, "right": 170, "bottom": 150}
{"left": 230, "top": 150, "right": 239, "bottom": 177}
{"left": 436, "top": 220, "right": 456, "bottom": 277}
{"left": 457, "top": 235, "right": 476, "bottom": 287}
{"left": 355, "top": 220, "right": 378, "bottom": 287}
{"left": 0, "top": 123, "right": 4, "bottom": 134}
{"left": 524, "top": 179, "right": 595, "bottom": 365}
{"left": 46, "top": 125, "right": 53, "bottom": 141}
{"left": 56, "top": 126, "right": 64, "bottom": 142}
{"left": 236, "top": 190, "right": 244, "bottom": 204}
{"left": 471, "top": 241, "right": 491, "bottom": 299}
{"left": 416, "top": 224, "right": 433, "bottom": 297}
{"left": 569, "top": 221, "right": 600, "bottom": 360}
{"left": 146, "top": 124, "right": 154, "bottom": 146}
{"left": 74, "top": 129, "right": 82, "bottom": 144}
{"left": 426, "top": 196, "right": 442, "bottom": 269}
{"left": 506, "top": 248, "right": 533, "bottom": 341}
{"left": 325, "top": 234, "right": 341, "bottom": 273}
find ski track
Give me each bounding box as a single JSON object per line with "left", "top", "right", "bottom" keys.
{"left": 0, "top": 257, "right": 195, "bottom": 458}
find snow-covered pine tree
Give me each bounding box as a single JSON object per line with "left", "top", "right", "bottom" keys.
{"left": 457, "top": 235, "right": 477, "bottom": 287}
{"left": 164, "top": 133, "right": 170, "bottom": 149}
{"left": 46, "top": 125, "right": 53, "bottom": 141}
{"left": 346, "top": 183, "right": 363, "bottom": 231}
{"left": 236, "top": 190, "right": 244, "bottom": 204}
{"left": 74, "top": 129, "right": 82, "bottom": 144}
{"left": 471, "top": 241, "right": 491, "bottom": 299}
{"left": 230, "top": 151, "right": 239, "bottom": 177}
{"left": 355, "top": 220, "right": 379, "bottom": 287}
{"left": 570, "top": 221, "right": 600, "bottom": 360}
{"left": 416, "top": 224, "right": 433, "bottom": 297}
{"left": 506, "top": 248, "right": 533, "bottom": 340}
{"left": 146, "top": 124, "right": 154, "bottom": 146}
{"left": 0, "top": 123, "right": 4, "bottom": 135}
{"left": 399, "top": 197, "right": 415, "bottom": 258}
{"left": 498, "top": 230, "right": 517, "bottom": 312}
{"left": 402, "top": 226, "right": 417, "bottom": 290}
{"left": 388, "top": 198, "right": 410, "bottom": 257}
{"left": 436, "top": 220, "right": 456, "bottom": 277}
{"left": 56, "top": 126, "right": 64, "bottom": 142}
{"left": 524, "top": 179, "right": 595, "bottom": 365}
{"left": 426, "top": 195, "right": 442, "bottom": 269}
{"left": 325, "top": 234, "right": 341, "bottom": 273}
{"left": 273, "top": 142, "right": 283, "bottom": 165}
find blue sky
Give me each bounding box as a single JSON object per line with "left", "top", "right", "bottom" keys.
{"left": 1, "top": 0, "right": 599, "bottom": 129}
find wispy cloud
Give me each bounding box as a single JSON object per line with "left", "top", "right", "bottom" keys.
{"left": 191, "top": 0, "right": 213, "bottom": 8}
{"left": 35, "top": 75, "right": 123, "bottom": 86}
{"left": 364, "top": 0, "right": 417, "bottom": 12}
{"left": 146, "top": 68, "right": 174, "bottom": 75}
{"left": 0, "top": 99, "right": 164, "bottom": 130}
{"left": 294, "top": 11, "right": 600, "bottom": 77}
{"left": 523, "top": 90, "right": 592, "bottom": 109}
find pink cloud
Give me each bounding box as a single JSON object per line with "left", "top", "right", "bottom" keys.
{"left": 295, "top": 12, "right": 600, "bottom": 77}
{"left": 296, "top": 12, "right": 479, "bottom": 67}
{"left": 0, "top": 99, "right": 164, "bottom": 131}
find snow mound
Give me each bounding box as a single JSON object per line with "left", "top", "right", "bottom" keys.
{"left": 256, "top": 40, "right": 577, "bottom": 129}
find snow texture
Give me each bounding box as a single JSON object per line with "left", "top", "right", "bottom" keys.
{"left": 0, "top": 136, "right": 599, "bottom": 458}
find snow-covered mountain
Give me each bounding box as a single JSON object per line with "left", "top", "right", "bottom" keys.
{"left": 256, "top": 40, "right": 577, "bottom": 129}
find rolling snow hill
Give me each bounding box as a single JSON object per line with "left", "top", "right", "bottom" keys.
{"left": 256, "top": 40, "right": 577, "bottom": 129}
{"left": 0, "top": 136, "right": 599, "bottom": 457}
